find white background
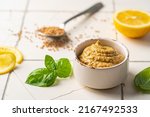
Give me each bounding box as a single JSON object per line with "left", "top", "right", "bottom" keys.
{"left": 0, "top": 100, "right": 149, "bottom": 117}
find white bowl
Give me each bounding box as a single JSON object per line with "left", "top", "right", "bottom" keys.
{"left": 74, "top": 39, "right": 129, "bottom": 89}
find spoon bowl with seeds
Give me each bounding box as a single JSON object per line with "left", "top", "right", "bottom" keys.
{"left": 37, "top": 2, "right": 103, "bottom": 38}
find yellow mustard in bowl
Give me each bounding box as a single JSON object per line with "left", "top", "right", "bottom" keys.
{"left": 79, "top": 40, "right": 124, "bottom": 68}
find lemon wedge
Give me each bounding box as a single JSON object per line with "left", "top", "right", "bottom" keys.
{"left": 0, "top": 47, "right": 23, "bottom": 64}
{"left": 114, "top": 9, "right": 150, "bottom": 38}
{"left": 0, "top": 53, "right": 16, "bottom": 74}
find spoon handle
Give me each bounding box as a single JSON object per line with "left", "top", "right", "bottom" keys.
{"left": 63, "top": 2, "right": 104, "bottom": 25}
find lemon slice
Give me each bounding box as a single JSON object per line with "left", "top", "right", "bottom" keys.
{"left": 0, "top": 47, "right": 23, "bottom": 64}
{"left": 0, "top": 53, "right": 16, "bottom": 74}
{"left": 114, "top": 9, "right": 150, "bottom": 38}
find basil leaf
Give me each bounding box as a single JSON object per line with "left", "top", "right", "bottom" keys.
{"left": 45, "top": 55, "right": 56, "bottom": 71}
{"left": 56, "top": 58, "right": 72, "bottom": 78}
{"left": 26, "top": 68, "right": 57, "bottom": 87}
{"left": 134, "top": 67, "right": 150, "bottom": 92}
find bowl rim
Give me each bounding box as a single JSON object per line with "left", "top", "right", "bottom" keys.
{"left": 74, "top": 38, "right": 129, "bottom": 70}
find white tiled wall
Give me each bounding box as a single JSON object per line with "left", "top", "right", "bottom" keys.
{"left": 0, "top": 0, "right": 150, "bottom": 100}
{"left": 28, "top": 0, "right": 114, "bottom": 12}
{"left": 115, "top": 0, "right": 150, "bottom": 12}
{"left": 0, "top": 74, "right": 8, "bottom": 99}
{"left": 0, "top": 12, "right": 24, "bottom": 46}
{"left": 117, "top": 33, "right": 150, "bottom": 61}
{"left": 0, "top": 0, "right": 27, "bottom": 11}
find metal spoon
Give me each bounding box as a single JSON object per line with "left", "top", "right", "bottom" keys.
{"left": 37, "top": 2, "right": 104, "bottom": 38}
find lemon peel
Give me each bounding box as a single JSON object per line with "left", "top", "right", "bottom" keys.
{"left": 0, "top": 46, "right": 23, "bottom": 64}
{"left": 113, "top": 9, "right": 150, "bottom": 38}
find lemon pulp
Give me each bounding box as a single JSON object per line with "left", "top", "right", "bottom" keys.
{"left": 0, "top": 47, "right": 23, "bottom": 64}
{"left": 117, "top": 10, "right": 150, "bottom": 26}
{"left": 0, "top": 53, "right": 16, "bottom": 74}
{"left": 114, "top": 10, "right": 150, "bottom": 38}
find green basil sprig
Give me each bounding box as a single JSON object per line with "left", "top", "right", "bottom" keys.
{"left": 134, "top": 67, "right": 150, "bottom": 93}
{"left": 26, "top": 55, "right": 72, "bottom": 87}
{"left": 45, "top": 55, "right": 56, "bottom": 71}
{"left": 56, "top": 58, "right": 72, "bottom": 78}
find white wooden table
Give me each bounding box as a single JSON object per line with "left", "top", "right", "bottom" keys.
{"left": 0, "top": 0, "right": 150, "bottom": 100}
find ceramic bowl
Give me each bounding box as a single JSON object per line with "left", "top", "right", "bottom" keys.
{"left": 74, "top": 39, "right": 129, "bottom": 89}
